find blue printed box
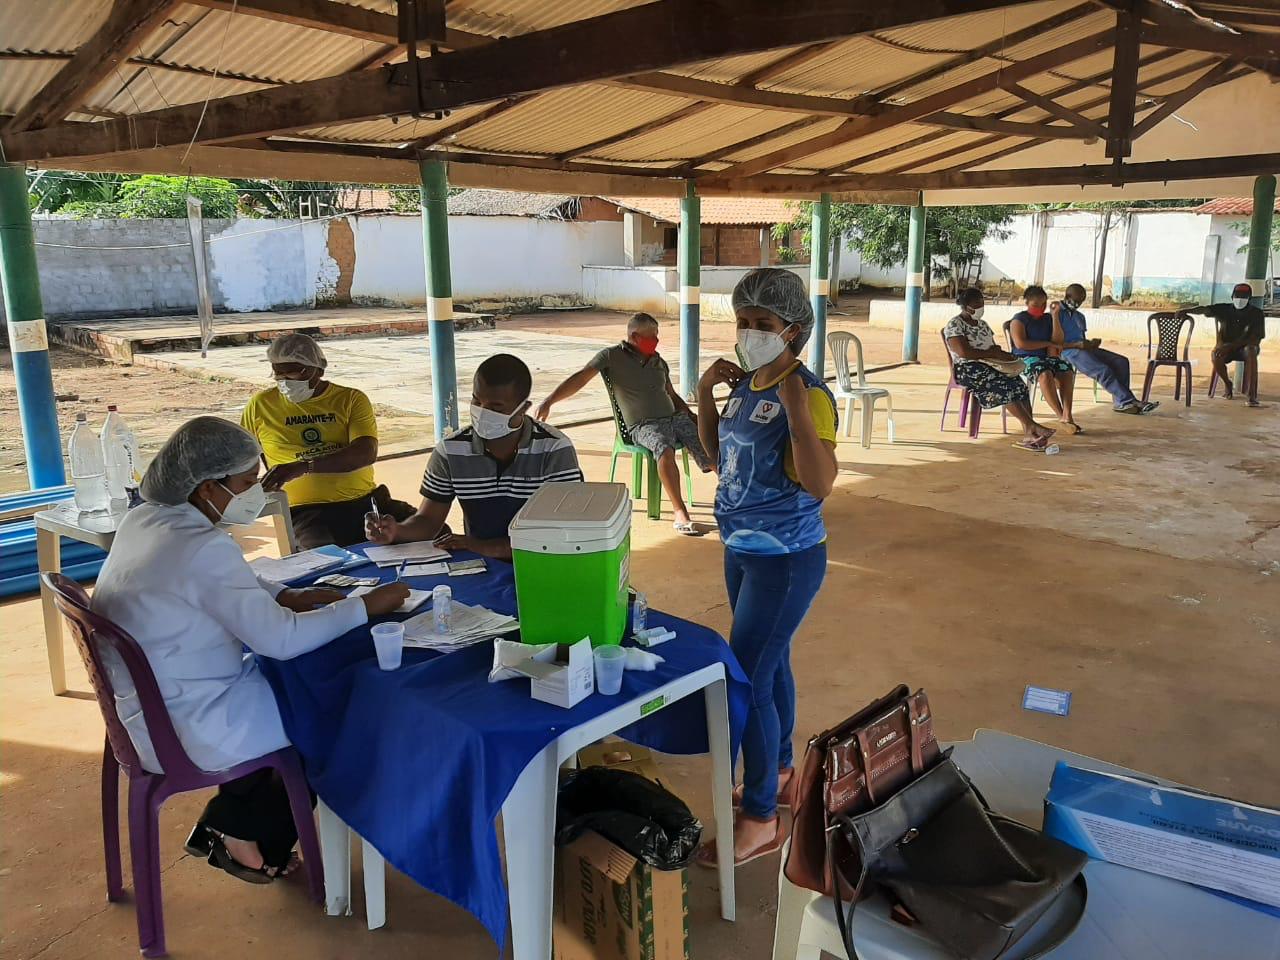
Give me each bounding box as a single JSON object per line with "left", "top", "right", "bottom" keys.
{"left": 1044, "top": 763, "right": 1280, "bottom": 914}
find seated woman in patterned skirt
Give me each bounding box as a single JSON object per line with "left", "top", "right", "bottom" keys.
{"left": 944, "top": 287, "right": 1058, "bottom": 451}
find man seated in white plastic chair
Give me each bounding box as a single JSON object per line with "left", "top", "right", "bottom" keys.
{"left": 535, "top": 313, "right": 713, "bottom": 536}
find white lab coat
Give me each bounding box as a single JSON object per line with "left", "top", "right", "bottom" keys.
{"left": 91, "top": 502, "right": 367, "bottom": 774}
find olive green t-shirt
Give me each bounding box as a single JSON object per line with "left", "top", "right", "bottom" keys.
{"left": 590, "top": 343, "right": 677, "bottom": 427}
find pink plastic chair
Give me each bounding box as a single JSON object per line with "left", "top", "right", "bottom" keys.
{"left": 43, "top": 573, "right": 323, "bottom": 958}
{"left": 940, "top": 329, "right": 1007, "bottom": 438}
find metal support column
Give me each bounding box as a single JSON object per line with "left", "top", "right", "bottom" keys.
{"left": 809, "top": 193, "right": 831, "bottom": 376}
{"left": 418, "top": 156, "right": 458, "bottom": 440}
{"left": 679, "top": 180, "right": 700, "bottom": 398}
{"left": 0, "top": 163, "right": 65, "bottom": 488}
{"left": 903, "top": 203, "right": 927, "bottom": 362}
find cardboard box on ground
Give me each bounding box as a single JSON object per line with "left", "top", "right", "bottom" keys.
{"left": 555, "top": 742, "right": 690, "bottom": 960}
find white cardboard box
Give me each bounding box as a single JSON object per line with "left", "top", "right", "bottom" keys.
{"left": 520, "top": 637, "right": 595, "bottom": 708}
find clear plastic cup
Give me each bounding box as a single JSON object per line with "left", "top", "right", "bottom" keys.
{"left": 593, "top": 645, "right": 627, "bottom": 696}
{"left": 371, "top": 622, "right": 404, "bottom": 671}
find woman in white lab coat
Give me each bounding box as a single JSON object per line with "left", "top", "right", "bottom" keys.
{"left": 92, "top": 416, "right": 409, "bottom": 883}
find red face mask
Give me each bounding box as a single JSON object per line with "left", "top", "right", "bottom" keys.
{"left": 1027, "top": 305, "right": 1046, "bottom": 318}
{"left": 633, "top": 335, "right": 659, "bottom": 356}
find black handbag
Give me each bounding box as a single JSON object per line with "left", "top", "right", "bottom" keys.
{"left": 828, "top": 754, "right": 1088, "bottom": 960}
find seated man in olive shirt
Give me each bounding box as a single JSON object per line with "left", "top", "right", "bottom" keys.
{"left": 536, "top": 313, "right": 712, "bottom": 535}
{"left": 1180, "top": 282, "right": 1265, "bottom": 407}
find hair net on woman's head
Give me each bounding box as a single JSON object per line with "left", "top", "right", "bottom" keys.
{"left": 732, "top": 268, "right": 816, "bottom": 352}
{"left": 139, "top": 416, "right": 262, "bottom": 506}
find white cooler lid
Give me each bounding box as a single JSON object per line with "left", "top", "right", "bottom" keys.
{"left": 509, "top": 482, "right": 631, "bottom": 553}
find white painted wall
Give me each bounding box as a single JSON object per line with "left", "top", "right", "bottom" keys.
{"left": 580, "top": 263, "right": 810, "bottom": 317}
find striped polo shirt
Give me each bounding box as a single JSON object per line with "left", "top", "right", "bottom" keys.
{"left": 420, "top": 418, "right": 583, "bottom": 541}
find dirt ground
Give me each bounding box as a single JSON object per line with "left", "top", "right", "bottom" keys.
{"left": 2, "top": 305, "right": 1278, "bottom": 960}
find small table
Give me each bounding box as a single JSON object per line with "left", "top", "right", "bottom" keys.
{"left": 772, "top": 730, "right": 1280, "bottom": 960}
{"left": 35, "top": 490, "right": 297, "bottom": 695}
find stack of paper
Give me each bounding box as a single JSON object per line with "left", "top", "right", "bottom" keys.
{"left": 400, "top": 601, "right": 519, "bottom": 653}
{"left": 250, "top": 545, "right": 360, "bottom": 583}
{"left": 349, "top": 584, "right": 431, "bottom": 614}
{"left": 365, "top": 541, "right": 451, "bottom": 567}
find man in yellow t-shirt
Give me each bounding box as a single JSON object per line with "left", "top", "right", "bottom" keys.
{"left": 241, "top": 333, "right": 413, "bottom": 548}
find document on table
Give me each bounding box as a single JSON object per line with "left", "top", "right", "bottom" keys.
{"left": 250, "top": 545, "right": 357, "bottom": 583}
{"left": 401, "top": 562, "right": 449, "bottom": 578}
{"left": 364, "top": 541, "right": 451, "bottom": 566}
{"left": 349, "top": 584, "right": 431, "bottom": 614}
{"left": 401, "top": 602, "right": 519, "bottom": 652}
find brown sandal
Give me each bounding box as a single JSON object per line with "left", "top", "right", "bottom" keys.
{"left": 731, "top": 768, "right": 796, "bottom": 811}
{"left": 694, "top": 815, "right": 787, "bottom": 869}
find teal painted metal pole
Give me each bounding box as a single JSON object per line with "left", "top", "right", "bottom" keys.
{"left": 679, "top": 180, "right": 700, "bottom": 398}
{"left": 1245, "top": 174, "right": 1275, "bottom": 307}
{"left": 809, "top": 193, "right": 831, "bottom": 377}
{"left": 0, "top": 163, "right": 65, "bottom": 488}
{"left": 903, "top": 203, "right": 927, "bottom": 362}
{"left": 418, "top": 156, "right": 458, "bottom": 440}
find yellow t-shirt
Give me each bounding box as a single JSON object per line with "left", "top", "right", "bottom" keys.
{"left": 241, "top": 382, "right": 378, "bottom": 506}
{"left": 749, "top": 363, "right": 839, "bottom": 482}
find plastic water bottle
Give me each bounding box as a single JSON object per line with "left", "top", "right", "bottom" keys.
{"left": 101, "top": 405, "right": 139, "bottom": 502}
{"left": 68, "top": 413, "right": 110, "bottom": 513}
{"left": 632, "top": 591, "right": 648, "bottom": 637}
{"left": 433, "top": 585, "right": 453, "bottom": 636}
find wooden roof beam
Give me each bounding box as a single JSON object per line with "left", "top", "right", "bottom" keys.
{"left": 676, "top": 116, "right": 830, "bottom": 173}
{"left": 704, "top": 29, "right": 1114, "bottom": 181}
{"left": 1107, "top": 7, "right": 1141, "bottom": 160}
{"left": 185, "top": 0, "right": 401, "bottom": 44}
{"left": 408, "top": 96, "right": 534, "bottom": 150}
{"left": 997, "top": 79, "right": 1108, "bottom": 139}
{"left": 556, "top": 103, "right": 715, "bottom": 161}
{"left": 5, "top": 0, "right": 1045, "bottom": 163}
{"left": 5, "top": 0, "right": 181, "bottom": 133}
{"left": 1130, "top": 58, "right": 1239, "bottom": 139}
{"left": 1140, "top": 2, "right": 1280, "bottom": 76}
{"left": 927, "top": 112, "right": 1096, "bottom": 139}
{"left": 733, "top": 40, "right": 846, "bottom": 86}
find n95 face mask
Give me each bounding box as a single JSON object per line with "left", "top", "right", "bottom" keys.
{"left": 209, "top": 481, "right": 267, "bottom": 527}
{"left": 737, "top": 326, "right": 794, "bottom": 371}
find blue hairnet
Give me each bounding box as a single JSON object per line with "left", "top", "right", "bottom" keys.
{"left": 731, "top": 268, "right": 816, "bottom": 352}
{"left": 139, "top": 416, "right": 262, "bottom": 505}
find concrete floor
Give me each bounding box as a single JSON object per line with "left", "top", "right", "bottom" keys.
{"left": 2, "top": 313, "right": 1278, "bottom": 960}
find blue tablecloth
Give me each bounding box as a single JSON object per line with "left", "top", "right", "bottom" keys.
{"left": 258, "top": 548, "right": 750, "bottom": 948}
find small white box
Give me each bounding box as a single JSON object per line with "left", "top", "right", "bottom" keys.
{"left": 520, "top": 636, "right": 595, "bottom": 708}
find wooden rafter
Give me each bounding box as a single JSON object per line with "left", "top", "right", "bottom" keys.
{"left": 1140, "top": 3, "right": 1280, "bottom": 75}
{"left": 997, "top": 80, "right": 1108, "bottom": 139}
{"left": 185, "top": 0, "right": 402, "bottom": 44}
{"left": 3, "top": 0, "right": 1046, "bottom": 163}
{"left": 676, "top": 117, "right": 830, "bottom": 173}
{"left": 407, "top": 96, "right": 533, "bottom": 150}
{"left": 0, "top": 51, "right": 290, "bottom": 87}
{"left": 733, "top": 40, "right": 846, "bottom": 86}
{"left": 557, "top": 103, "right": 714, "bottom": 161}
{"left": 613, "top": 72, "right": 880, "bottom": 117}
{"left": 1107, "top": 7, "right": 1141, "bottom": 159}
{"left": 5, "top": 0, "right": 180, "bottom": 133}
{"left": 1129, "top": 58, "right": 1239, "bottom": 138}
{"left": 925, "top": 113, "right": 1097, "bottom": 139}
{"left": 704, "top": 30, "right": 1114, "bottom": 181}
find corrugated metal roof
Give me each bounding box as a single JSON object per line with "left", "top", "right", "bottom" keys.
{"left": 1, "top": 0, "right": 1274, "bottom": 197}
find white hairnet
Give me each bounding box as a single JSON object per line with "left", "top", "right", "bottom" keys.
{"left": 139, "top": 416, "right": 262, "bottom": 505}
{"left": 266, "top": 332, "right": 327, "bottom": 370}
{"left": 731, "top": 268, "right": 815, "bottom": 352}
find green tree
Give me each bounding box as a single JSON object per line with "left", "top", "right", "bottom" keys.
{"left": 26, "top": 170, "right": 128, "bottom": 213}
{"left": 58, "top": 175, "right": 240, "bottom": 219}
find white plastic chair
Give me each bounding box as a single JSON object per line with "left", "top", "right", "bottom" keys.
{"left": 828, "top": 331, "right": 894, "bottom": 448}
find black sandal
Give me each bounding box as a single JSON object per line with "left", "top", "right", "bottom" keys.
{"left": 184, "top": 823, "right": 216, "bottom": 859}
{"left": 208, "top": 838, "right": 275, "bottom": 885}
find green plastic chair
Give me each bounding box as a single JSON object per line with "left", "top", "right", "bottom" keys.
{"left": 602, "top": 373, "right": 694, "bottom": 520}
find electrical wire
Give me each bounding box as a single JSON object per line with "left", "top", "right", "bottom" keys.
{"left": 179, "top": 0, "right": 239, "bottom": 166}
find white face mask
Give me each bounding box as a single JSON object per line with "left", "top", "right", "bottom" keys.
{"left": 737, "top": 325, "right": 794, "bottom": 371}
{"left": 970, "top": 306, "right": 985, "bottom": 320}
{"left": 1232, "top": 297, "right": 1250, "bottom": 310}
{"left": 276, "top": 378, "right": 316, "bottom": 403}
{"left": 1063, "top": 298, "right": 1080, "bottom": 311}
{"left": 206, "top": 481, "right": 267, "bottom": 527}
{"left": 470, "top": 402, "right": 525, "bottom": 440}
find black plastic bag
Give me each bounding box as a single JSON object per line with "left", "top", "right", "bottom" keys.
{"left": 555, "top": 767, "right": 703, "bottom": 870}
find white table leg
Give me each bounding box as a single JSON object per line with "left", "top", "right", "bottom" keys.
{"left": 35, "top": 526, "right": 66, "bottom": 696}
{"left": 361, "top": 838, "right": 387, "bottom": 930}
{"left": 502, "top": 747, "right": 560, "bottom": 960}
{"left": 704, "top": 678, "right": 736, "bottom": 921}
{"left": 317, "top": 800, "right": 352, "bottom": 917}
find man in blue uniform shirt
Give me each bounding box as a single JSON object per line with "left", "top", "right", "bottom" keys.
{"left": 1056, "top": 282, "right": 1158, "bottom": 415}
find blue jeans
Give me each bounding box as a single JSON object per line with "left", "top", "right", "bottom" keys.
{"left": 1062, "top": 347, "right": 1136, "bottom": 407}
{"left": 725, "top": 543, "right": 827, "bottom": 819}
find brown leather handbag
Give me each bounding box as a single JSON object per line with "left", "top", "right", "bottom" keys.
{"left": 785, "top": 684, "right": 940, "bottom": 895}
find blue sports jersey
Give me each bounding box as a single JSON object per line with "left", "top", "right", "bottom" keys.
{"left": 714, "top": 363, "right": 833, "bottom": 556}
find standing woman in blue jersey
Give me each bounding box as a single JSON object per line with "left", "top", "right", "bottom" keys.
{"left": 694, "top": 268, "right": 838, "bottom": 866}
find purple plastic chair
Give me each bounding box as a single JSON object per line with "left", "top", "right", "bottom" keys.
{"left": 42, "top": 573, "right": 323, "bottom": 958}
{"left": 1141, "top": 312, "right": 1194, "bottom": 407}
{"left": 940, "top": 329, "right": 1007, "bottom": 438}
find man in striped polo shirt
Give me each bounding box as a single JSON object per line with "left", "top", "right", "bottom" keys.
{"left": 366, "top": 354, "right": 582, "bottom": 560}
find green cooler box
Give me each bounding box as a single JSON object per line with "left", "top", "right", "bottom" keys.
{"left": 510, "top": 482, "right": 631, "bottom": 648}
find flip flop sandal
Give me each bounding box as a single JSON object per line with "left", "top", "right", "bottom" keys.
{"left": 1013, "top": 438, "right": 1049, "bottom": 452}
{"left": 208, "top": 838, "right": 275, "bottom": 885}
{"left": 694, "top": 816, "right": 787, "bottom": 869}
{"left": 1058, "top": 422, "right": 1081, "bottom": 435}
{"left": 672, "top": 521, "right": 704, "bottom": 537}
